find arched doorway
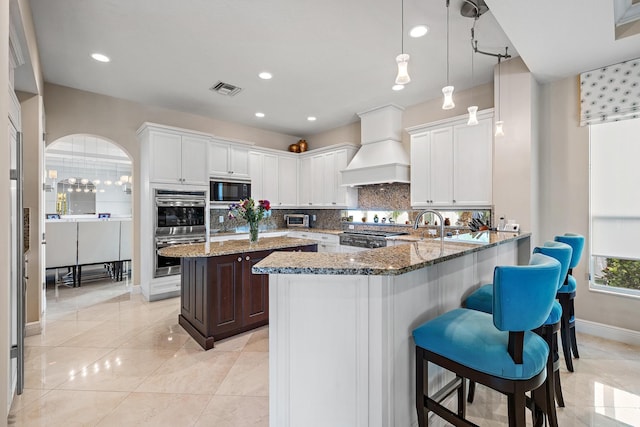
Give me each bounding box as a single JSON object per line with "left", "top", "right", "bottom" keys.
{"left": 43, "top": 135, "right": 134, "bottom": 313}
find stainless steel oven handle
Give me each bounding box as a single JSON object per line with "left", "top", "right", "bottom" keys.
{"left": 155, "top": 199, "right": 206, "bottom": 207}
{"left": 156, "top": 236, "right": 206, "bottom": 246}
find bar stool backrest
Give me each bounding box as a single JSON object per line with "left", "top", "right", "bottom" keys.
{"left": 533, "top": 241, "right": 572, "bottom": 291}
{"left": 493, "top": 253, "right": 561, "bottom": 332}
{"left": 554, "top": 233, "right": 585, "bottom": 270}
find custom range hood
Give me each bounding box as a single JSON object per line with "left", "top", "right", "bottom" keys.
{"left": 341, "top": 104, "right": 410, "bottom": 187}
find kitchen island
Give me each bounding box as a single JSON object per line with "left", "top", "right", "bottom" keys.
{"left": 253, "top": 231, "right": 530, "bottom": 427}
{"left": 158, "top": 237, "right": 317, "bottom": 349}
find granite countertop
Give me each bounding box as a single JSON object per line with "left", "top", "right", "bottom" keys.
{"left": 253, "top": 231, "right": 530, "bottom": 276}
{"left": 158, "top": 236, "right": 318, "bottom": 258}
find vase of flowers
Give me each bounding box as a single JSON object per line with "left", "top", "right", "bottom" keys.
{"left": 228, "top": 198, "right": 271, "bottom": 244}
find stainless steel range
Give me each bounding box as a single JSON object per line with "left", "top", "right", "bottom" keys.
{"left": 339, "top": 230, "right": 409, "bottom": 249}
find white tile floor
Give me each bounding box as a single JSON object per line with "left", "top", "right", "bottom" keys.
{"left": 8, "top": 279, "right": 640, "bottom": 426}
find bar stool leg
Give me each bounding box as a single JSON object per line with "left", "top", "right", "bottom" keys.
{"left": 416, "top": 347, "right": 426, "bottom": 427}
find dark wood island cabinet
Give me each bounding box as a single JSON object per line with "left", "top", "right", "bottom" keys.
{"left": 158, "top": 238, "right": 317, "bottom": 350}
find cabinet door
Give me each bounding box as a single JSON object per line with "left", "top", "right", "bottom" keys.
{"left": 209, "top": 141, "right": 230, "bottom": 176}
{"left": 333, "top": 149, "right": 357, "bottom": 208}
{"left": 453, "top": 118, "right": 493, "bottom": 206}
{"left": 181, "top": 135, "right": 208, "bottom": 185}
{"left": 180, "top": 257, "right": 209, "bottom": 336}
{"left": 209, "top": 254, "right": 243, "bottom": 335}
{"left": 262, "top": 153, "right": 279, "bottom": 203}
{"left": 229, "top": 146, "right": 249, "bottom": 176}
{"left": 428, "top": 127, "right": 454, "bottom": 207}
{"left": 298, "top": 157, "right": 312, "bottom": 206}
{"left": 323, "top": 152, "right": 337, "bottom": 206}
{"left": 242, "top": 250, "right": 270, "bottom": 326}
{"left": 310, "top": 155, "right": 325, "bottom": 205}
{"left": 150, "top": 131, "right": 182, "bottom": 183}
{"left": 410, "top": 133, "right": 431, "bottom": 206}
{"left": 248, "top": 152, "right": 264, "bottom": 200}
{"left": 277, "top": 155, "right": 298, "bottom": 207}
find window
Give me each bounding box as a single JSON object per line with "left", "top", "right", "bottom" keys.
{"left": 589, "top": 118, "right": 640, "bottom": 296}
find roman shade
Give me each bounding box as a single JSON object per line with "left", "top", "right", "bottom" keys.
{"left": 580, "top": 57, "right": 640, "bottom": 126}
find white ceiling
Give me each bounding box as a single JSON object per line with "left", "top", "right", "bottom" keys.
{"left": 20, "top": 0, "right": 640, "bottom": 137}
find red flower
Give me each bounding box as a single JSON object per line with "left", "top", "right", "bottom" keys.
{"left": 260, "top": 199, "right": 271, "bottom": 211}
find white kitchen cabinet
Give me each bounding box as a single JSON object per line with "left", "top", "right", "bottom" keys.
{"left": 139, "top": 124, "right": 209, "bottom": 186}
{"left": 298, "top": 145, "right": 358, "bottom": 208}
{"left": 287, "top": 231, "right": 340, "bottom": 253}
{"left": 452, "top": 119, "right": 493, "bottom": 206}
{"left": 249, "top": 149, "right": 298, "bottom": 207}
{"left": 409, "top": 111, "right": 493, "bottom": 208}
{"left": 209, "top": 138, "right": 251, "bottom": 178}
{"left": 298, "top": 156, "right": 312, "bottom": 206}
{"left": 277, "top": 155, "right": 298, "bottom": 207}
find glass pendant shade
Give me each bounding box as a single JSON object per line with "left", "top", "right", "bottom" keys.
{"left": 395, "top": 54, "right": 411, "bottom": 85}
{"left": 442, "top": 86, "right": 455, "bottom": 109}
{"left": 495, "top": 120, "right": 504, "bottom": 137}
{"left": 467, "top": 106, "right": 479, "bottom": 125}
{"left": 68, "top": 177, "right": 76, "bottom": 184}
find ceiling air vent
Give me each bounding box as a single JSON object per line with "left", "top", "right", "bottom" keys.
{"left": 210, "top": 81, "right": 242, "bottom": 96}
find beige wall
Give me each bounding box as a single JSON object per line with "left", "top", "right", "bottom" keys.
{"left": 43, "top": 83, "right": 301, "bottom": 287}
{"left": 493, "top": 57, "right": 538, "bottom": 242}
{"left": 308, "top": 83, "right": 495, "bottom": 154}
{"left": 19, "top": 93, "right": 44, "bottom": 324}
{"left": 539, "top": 76, "right": 640, "bottom": 332}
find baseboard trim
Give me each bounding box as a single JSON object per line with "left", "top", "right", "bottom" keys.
{"left": 576, "top": 318, "right": 640, "bottom": 346}
{"left": 25, "top": 321, "right": 42, "bottom": 337}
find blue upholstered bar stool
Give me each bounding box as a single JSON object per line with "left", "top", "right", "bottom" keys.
{"left": 554, "top": 233, "right": 585, "bottom": 372}
{"left": 465, "top": 242, "right": 573, "bottom": 420}
{"left": 413, "top": 254, "right": 561, "bottom": 427}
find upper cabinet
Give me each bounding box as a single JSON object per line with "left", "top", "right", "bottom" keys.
{"left": 298, "top": 145, "right": 358, "bottom": 208}
{"left": 209, "top": 138, "right": 252, "bottom": 178}
{"left": 249, "top": 149, "right": 298, "bottom": 208}
{"left": 409, "top": 111, "right": 493, "bottom": 208}
{"left": 138, "top": 124, "right": 209, "bottom": 186}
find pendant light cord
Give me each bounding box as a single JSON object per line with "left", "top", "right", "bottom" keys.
{"left": 401, "top": 0, "right": 404, "bottom": 54}
{"left": 446, "top": 0, "right": 450, "bottom": 85}
{"left": 497, "top": 58, "right": 501, "bottom": 121}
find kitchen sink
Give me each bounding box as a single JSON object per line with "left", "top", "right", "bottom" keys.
{"left": 439, "top": 232, "right": 489, "bottom": 245}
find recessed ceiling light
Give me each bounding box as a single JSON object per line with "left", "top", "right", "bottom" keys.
{"left": 307, "top": 116, "right": 317, "bottom": 121}
{"left": 392, "top": 84, "right": 405, "bottom": 91}
{"left": 255, "top": 112, "right": 265, "bottom": 118}
{"left": 91, "top": 53, "right": 110, "bottom": 62}
{"left": 258, "top": 72, "right": 273, "bottom": 80}
{"left": 409, "top": 25, "right": 429, "bottom": 38}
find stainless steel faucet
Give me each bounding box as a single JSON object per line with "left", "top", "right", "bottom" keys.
{"left": 414, "top": 209, "right": 445, "bottom": 254}
{"left": 414, "top": 209, "right": 445, "bottom": 238}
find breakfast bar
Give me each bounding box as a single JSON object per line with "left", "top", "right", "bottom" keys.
{"left": 253, "top": 231, "right": 531, "bottom": 427}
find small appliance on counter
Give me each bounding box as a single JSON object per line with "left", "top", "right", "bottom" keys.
{"left": 285, "top": 214, "right": 311, "bottom": 228}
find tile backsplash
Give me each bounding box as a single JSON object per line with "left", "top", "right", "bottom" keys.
{"left": 209, "top": 208, "right": 343, "bottom": 232}
{"left": 357, "top": 183, "right": 411, "bottom": 210}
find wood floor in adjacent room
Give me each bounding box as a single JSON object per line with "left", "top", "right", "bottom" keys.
{"left": 8, "top": 278, "right": 640, "bottom": 426}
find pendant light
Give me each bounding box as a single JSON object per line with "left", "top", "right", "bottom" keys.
{"left": 442, "top": 0, "right": 455, "bottom": 110}
{"left": 394, "top": 0, "right": 410, "bottom": 85}
{"left": 495, "top": 57, "right": 504, "bottom": 137}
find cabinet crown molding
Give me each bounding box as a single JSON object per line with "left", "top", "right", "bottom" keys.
{"left": 406, "top": 108, "right": 494, "bottom": 135}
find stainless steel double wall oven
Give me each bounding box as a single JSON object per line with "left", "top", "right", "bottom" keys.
{"left": 154, "top": 189, "right": 206, "bottom": 277}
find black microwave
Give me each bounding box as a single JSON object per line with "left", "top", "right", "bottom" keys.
{"left": 210, "top": 179, "right": 251, "bottom": 203}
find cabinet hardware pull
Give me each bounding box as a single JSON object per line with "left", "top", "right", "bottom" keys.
{"left": 245, "top": 256, "right": 250, "bottom": 261}
{"left": 237, "top": 257, "right": 242, "bottom": 262}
